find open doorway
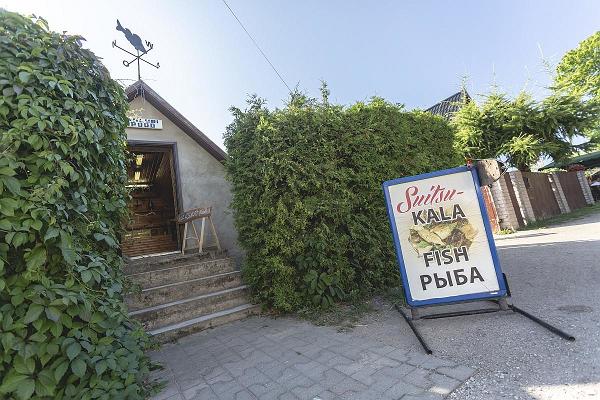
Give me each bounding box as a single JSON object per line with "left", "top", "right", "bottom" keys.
{"left": 123, "top": 142, "right": 181, "bottom": 257}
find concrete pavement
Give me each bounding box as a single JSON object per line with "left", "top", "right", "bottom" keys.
{"left": 149, "top": 316, "right": 474, "bottom": 400}
{"left": 149, "top": 210, "right": 600, "bottom": 399}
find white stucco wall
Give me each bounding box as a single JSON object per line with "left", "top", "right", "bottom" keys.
{"left": 126, "top": 96, "right": 242, "bottom": 262}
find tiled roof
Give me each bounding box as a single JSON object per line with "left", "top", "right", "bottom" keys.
{"left": 425, "top": 90, "right": 471, "bottom": 120}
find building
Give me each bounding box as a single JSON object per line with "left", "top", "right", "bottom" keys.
{"left": 122, "top": 80, "right": 241, "bottom": 261}
{"left": 426, "top": 89, "right": 471, "bottom": 120}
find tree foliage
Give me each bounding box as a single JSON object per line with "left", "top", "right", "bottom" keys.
{"left": 452, "top": 91, "right": 599, "bottom": 171}
{"left": 224, "top": 90, "right": 461, "bottom": 311}
{"left": 555, "top": 31, "right": 600, "bottom": 149}
{"left": 555, "top": 31, "right": 600, "bottom": 101}
{"left": 454, "top": 32, "right": 600, "bottom": 169}
{"left": 0, "top": 11, "right": 151, "bottom": 399}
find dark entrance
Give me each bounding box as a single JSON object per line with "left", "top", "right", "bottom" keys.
{"left": 123, "top": 142, "right": 181, "bottom": 257}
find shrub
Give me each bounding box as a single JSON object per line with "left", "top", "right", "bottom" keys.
{"left": 224, "top": 90, "right": 461, "bottom": 311}
{"left": 0, "top": 11, "right": 151, "bottom": 399}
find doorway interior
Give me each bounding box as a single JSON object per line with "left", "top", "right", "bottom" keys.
{"left": 123, "top": 142, "right": 181, "bottom": 257}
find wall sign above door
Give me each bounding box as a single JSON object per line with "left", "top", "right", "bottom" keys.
{"left": 128, "top": 118, "right": 163, "bottom": 130}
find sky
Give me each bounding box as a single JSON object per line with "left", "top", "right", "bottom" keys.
{"left": 2, "top": 0, "right": 599, "bottom": 150}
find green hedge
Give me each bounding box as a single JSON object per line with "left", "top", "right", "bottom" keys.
{"left": 224, "top": 91, "right": 461, "bottom": 311}
{"left": 0, "top": 12, "right": 150, "bottom": 399}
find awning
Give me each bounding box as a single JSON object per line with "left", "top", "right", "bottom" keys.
{"left": 539, "top": 150, "right": 600, "bottom": 170}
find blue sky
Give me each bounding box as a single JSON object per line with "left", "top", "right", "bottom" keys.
{"left": 3, "top": 0, "right": 599, "bottom": 149}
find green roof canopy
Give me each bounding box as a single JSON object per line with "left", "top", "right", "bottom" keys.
{"left": 540, "top": 150, "right": 600, "bottom": 170}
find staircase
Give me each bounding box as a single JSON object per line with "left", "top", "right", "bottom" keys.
{"left": 122, "top": 234, "right": 178, "bottom": 257}
{"left": 124, "top": 252, "right": 259, "bottom": 342}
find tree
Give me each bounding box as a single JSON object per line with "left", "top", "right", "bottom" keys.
{"left": 452, "top": 91, "right": 599, "bottom": 171}
{"left": 555, "top": 31, "right": 600, "bottom": 149}
{"left": 555, "top": 31, "right": 600, "bottom": 101}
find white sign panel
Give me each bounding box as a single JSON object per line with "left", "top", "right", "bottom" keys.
{"left": 128, "top": 118, "right": 163, "bottom": 130}
{"left": 383, "top": 166, "right": 506, "bottom": 307}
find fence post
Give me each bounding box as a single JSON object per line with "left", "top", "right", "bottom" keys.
{"left": 509, "top": 171, "right": 536, "bottom": 224}
{"left": 549, "top": 173, "right": 571, "bottom": 214}
{"left": 489, "top": 176, "right": 520, "bottom": 230}
{"left": 576, "top": 170, "right": 595, "bottom": 205}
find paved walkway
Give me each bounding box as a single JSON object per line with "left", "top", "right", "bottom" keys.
{"left": 150, "top": 208, "right": 600, "bottom": 400}
{"left": 150, "top": 317, "right": 474, "bottom": 400}
{"left": 349, "top": 211, "right": 600, "bottom": 399}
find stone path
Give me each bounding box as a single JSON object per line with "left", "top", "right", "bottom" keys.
{"left": 150, "top": 317, "right": 474, "bottom": 400}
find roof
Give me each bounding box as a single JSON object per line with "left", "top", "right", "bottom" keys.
{"left": 540, "top": 150, "right": 600, "bottom": 170}
{"left": 125, "top": 80, "right": 227, "bottom": 161}
{"left": 425, "top": 90, "right": 471, "bottom": 120}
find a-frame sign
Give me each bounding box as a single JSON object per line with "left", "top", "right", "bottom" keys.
{"left": 383, "top": 165, "right": 507, "bottom": 307}
{"left": 382, "top": 163, "right": 574, "bottom": 354}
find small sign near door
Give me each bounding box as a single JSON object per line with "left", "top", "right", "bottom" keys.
{"left": 382, "top": 166, "right": 507, "bottom": 307}
{"left": 128, "top": 118, "right": 163, "bottom": 129}
{"left": 177, "top": 207, "right": 212, "bottom": 224}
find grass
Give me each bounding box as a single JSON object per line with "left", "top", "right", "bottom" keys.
{"left": 295, "top": 286, "right": 406, "bottom": 332}
{"left": 381, "top": 286, "right": 406, "bottom": 308}
{"left": 497, "top": 228, "right": 516, "bottom": 235}
{"left": 519, "top": 202, "right": 600, "bottom": 231}
{"left": 296, "top": 299, "right": 374, "bottom": 332}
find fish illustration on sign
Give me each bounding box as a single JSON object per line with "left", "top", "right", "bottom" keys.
{"left": 408, "top": 213, "right": 478, "bottom": 256}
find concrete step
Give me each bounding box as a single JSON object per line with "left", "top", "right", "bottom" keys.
{"left": 124, "top": 251, "right": 228, "bottom": 275}
{"left": 126, "top": 271, "right": 243, "bottom": 311}
{"left": 127, "top": 257, "right": 236, "bottom": 289}
{"left": 149, "top": 303, "right": 261, "bottom": 343}
{"left": 129, "top": 285, "right": 251, "bottom": 331}
{"left": 122, "top": 234, "right": 178, "bottom": 258}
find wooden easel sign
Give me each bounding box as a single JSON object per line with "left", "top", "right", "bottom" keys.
{"left": 177, "top": 207, "right": 221, "bottom": 254}
{"left": 383, "top": 165, "right": 507, "bottom": 307}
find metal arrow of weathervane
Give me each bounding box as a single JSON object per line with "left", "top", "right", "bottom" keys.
{"left": 112, "top": 19, "right": 160, "bottom": 81}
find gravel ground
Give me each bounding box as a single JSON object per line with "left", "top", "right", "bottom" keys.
{"left": 350, "top": 211, "right": 600, "bottom": 399}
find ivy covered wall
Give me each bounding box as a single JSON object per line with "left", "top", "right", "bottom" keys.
{"left": 0, "top": 11, "right": 151, "bottom": 399}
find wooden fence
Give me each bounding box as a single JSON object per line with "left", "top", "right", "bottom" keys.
{"left": 484, "top": 170, "right": 594, "bottom": 233}
{"left": 522, "top": 171, "right": 561, "bottom": 220}
{"left": 556, "top": 172, "right": 587, "bottom": 210}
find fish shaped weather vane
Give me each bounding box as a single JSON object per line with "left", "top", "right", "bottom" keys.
{"left": 112, "top": 19, "right": 159, "bottom": 81}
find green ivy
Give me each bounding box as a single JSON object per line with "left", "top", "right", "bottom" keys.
{"left": 224, "top": 89, "right": 461, "bottom": 311}
{"left": 0, "top": 11, "right": 151, "bottom": 399}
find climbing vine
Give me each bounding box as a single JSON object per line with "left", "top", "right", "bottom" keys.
{"left": 0, "top": 11, "right": 151, "bottom": 399}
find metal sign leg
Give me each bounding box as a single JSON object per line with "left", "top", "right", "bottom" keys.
{"left": 510, "top": 305, "right": 575, "bottom": 341}
{"left": 397, "top": 299, "right": 575, "bottom": 355}
{"left": 395, "top": 304, "right": 432, "bottom": 354}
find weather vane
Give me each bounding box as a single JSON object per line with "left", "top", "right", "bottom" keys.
{"left": 112, "top": 19, "right": 160, "bottom": 81}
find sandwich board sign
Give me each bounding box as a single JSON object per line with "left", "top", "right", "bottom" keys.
{"left": 383, "top": 165, "right": 507, "bottom": 307}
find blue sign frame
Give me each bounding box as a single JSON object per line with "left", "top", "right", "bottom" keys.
{"left": 382, "top": 165, "right": 507, "bottom": 307}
